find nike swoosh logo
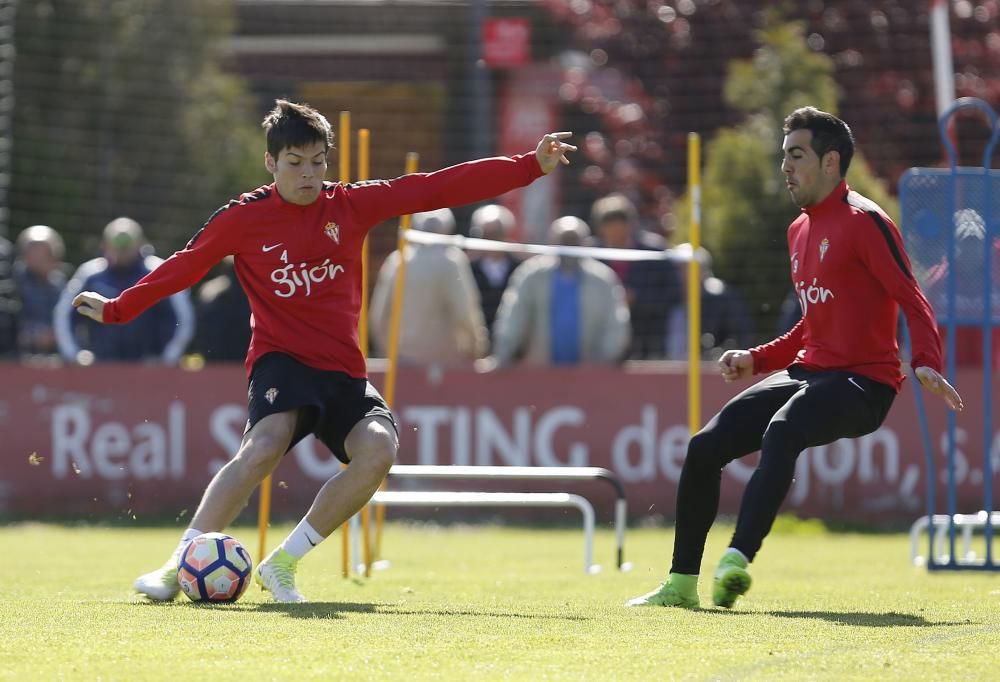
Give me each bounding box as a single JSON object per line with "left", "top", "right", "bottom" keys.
{"left": 848, "top": 377, "right": 865, "bottom": 393}
{"left": 306, "top": 537, "right": 317, "bottom": 547}
{"left": 262, "top": 243, "right": 283, "bottom": 252}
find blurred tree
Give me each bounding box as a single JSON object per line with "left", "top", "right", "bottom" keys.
{"left": 675, "top": 15, "right": 900, "bottom": 340}
{"left": 10, "top": 0, "right": 264, "bottom": 263}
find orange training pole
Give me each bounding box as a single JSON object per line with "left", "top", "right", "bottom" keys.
{"left": 374, "top": 151, "right": 419, "bottom": 560}
{"left": 257, "top": 474, "right": 272, "bottom": 564}
{"left": 357, "top": 127, "right": 373, "bottom": 577}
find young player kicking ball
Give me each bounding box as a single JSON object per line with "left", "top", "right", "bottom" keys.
{"left": 627, "top": 107, "right": 963, "bottom": 610}
{"left": 73, "top": 100, "right": 576, "bottom": 603}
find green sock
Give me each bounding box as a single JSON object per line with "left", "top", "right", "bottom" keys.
{"left": 669, "top": 572, "right": 699, "bottom": 598}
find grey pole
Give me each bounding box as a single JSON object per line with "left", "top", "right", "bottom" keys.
{"left": 0, "top": 0, "right": 17, "bottom": 239}
{"left": 467, "top": 0, "right": 492, "bottom": 159}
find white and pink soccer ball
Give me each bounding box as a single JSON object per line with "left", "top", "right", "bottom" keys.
{"left": 177, "top": 533, "right": 252, "bottom": 603}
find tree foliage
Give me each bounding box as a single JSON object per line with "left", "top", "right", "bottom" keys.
{"left": 10, "top": 0, "right": 264, "bottom": 261}
{"left": 675, "top": 16, "right": 900, "bottom": 339}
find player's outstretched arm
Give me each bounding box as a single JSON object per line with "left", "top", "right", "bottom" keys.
{"left": 72, "top": 291, "right": 109, "bottom": 323}
{"left": 535, "top": 132, "right": 577, "bottom": 174}
{"left": 719, "top": 349, "right": 754, "bottom": 383}
{"left": 914, "top": 366, "right": 964, "bottom": 412}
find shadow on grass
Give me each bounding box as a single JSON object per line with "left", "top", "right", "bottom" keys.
{"left": 705, "top": 608, "right": 974, "bottom": 627}
{"left": 128, "top": 600, "right": 375, "bottom": 620}
{"left": 376, "top": 606, "right": 591, "bottom": 621}
{"left": 768, "top": 610, "right": 975, "bottom": 627}
{"left": 132, "top": 600, "right": 591, "bottom": 621}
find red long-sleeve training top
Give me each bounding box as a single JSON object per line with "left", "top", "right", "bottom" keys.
{"left": 750, "top": 180, "right": 943, "bottom": 391}
{"left": 103, "top": 153, "right": 545, "bottom": 378}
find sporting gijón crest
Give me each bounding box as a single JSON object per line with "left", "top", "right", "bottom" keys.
{"left": 324, "top": 222, "right": 340, "bottom": 244}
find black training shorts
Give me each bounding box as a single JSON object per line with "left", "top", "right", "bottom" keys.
{"left": 245, "top": 351, "right": 397, "bottom": 464}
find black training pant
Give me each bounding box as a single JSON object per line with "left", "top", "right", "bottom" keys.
{"left": 670, "top": 366, "right": 896, "bottom": 575}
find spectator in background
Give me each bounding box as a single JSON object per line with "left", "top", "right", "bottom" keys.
{"left": 370, "top": 207, "right": 488, "bottom": 366}
{"left": 192, "top": 256, "right": 251, "bottom": 362}
{"left": 468, "top": 204, "right": 520, "bottom": 342}
{"left": 55, "top": 217, "right": 194, "bottom": 364}
{"left": 0, "top": 235, "right": 16, "bottom": 356}
{"left": 591, "top": 193, "right": 681, "bottom": 359}
{"left": 665, "top": 243, "right": 753, "bottom": 361}
{"left": 490, "top": 216, "right": 630, "bottom": 367}
{"left": 13, "top": 225, "right": 69, "bottom": 358}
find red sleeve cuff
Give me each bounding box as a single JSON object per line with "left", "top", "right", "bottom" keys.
{"left": 910, "top": 355, "right": 942, "bottom": 374}
{"left": 102, "top": 299, "right": 122, "bottom": 324}
{"left": 522, "top": 151, "right": 544, "bottom": 182}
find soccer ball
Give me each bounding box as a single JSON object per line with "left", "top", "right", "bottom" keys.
{"left": 177, "top": 533, "right": 253, "bottom": 603}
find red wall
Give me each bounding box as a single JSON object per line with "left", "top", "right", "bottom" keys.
{"left": 1, "top": 363, "right": 996, "bottom": 523}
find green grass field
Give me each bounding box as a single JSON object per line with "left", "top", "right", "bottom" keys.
{"left": 2, "top": 520, "right": 998, "bottom": 681}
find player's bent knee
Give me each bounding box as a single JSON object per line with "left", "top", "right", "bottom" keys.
{"left": 235, "top": 433, "right": 288, "bottom": 474}
{"left": 684, "top": 430, "right": 728, "bottom": 471}
{"left": 760, "top": 421, "right": 806, "bottom": 463}
{"left": 687, "top": 431, "right": 716, "bottom": 458}
{"left": 347, "top": 419, "right": 397, "bottom": 475}
{"left": 363, "top": 432, "right": 397, "bottom": 473}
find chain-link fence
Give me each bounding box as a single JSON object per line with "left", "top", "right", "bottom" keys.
{"left": 5, "top": 0, "right": 999, "bottom": 361}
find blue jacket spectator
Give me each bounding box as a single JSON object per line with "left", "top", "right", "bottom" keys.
{"left": 491, "top": 216, "right": 630, "bottom": 367}
{"left": 54, "top": 217, "right": 194, "bottom": 364}
{"left": 14, "top": 225, "right": 70, "bottom": 357}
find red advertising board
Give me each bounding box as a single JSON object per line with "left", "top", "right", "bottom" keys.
{"left": 482, "top": 17, "right": 531, "bottom": 68}
{"left": 1, "top": 363, "right": 996, "bottom": 524}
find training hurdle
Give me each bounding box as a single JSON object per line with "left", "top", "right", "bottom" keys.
{"left": 349, "top": 465, "right": 629, "bottom": 575}
{"left": 910, "top": 512, "right": 1000, "bottom": 566}
{"left": 370, "top": 490, "right": 598, "bottom": 574}
{"left": 382, "top": 465, "right": 628, "bottom": 570}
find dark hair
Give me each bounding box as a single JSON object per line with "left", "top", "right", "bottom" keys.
{"left": 261, "top": 99, "right": 334, "bottom": 158}
{"left": 783, "top": 107, "right": 854, "bottom": 176}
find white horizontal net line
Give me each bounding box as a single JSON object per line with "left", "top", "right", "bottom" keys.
{"left": 402, "top": 229, "right": 684, "bottom": 262}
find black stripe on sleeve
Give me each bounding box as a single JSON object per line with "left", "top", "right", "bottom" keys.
{"left": 186, "top": 186, "right": 272, "bottom": 249}
{"left": 865, "top": 211, "right": 913, "bottom": 280}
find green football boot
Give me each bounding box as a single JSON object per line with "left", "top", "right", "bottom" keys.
{"left": 712, "top": 550, "right": 752, "bottom": 608}
{"left": 625, "top": 574, "right": 699, "bottom": 609}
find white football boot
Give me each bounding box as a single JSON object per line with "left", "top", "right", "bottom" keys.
{"left": 133, "top": 558, "right": 181, "bottom": 601}
{"left": 255, "top": 548, "right": 307, "bottom": 603}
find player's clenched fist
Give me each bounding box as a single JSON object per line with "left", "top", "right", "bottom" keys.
{"left": 719, "top": 349, "right": 754, "bottom": 383}
{"left": 73, "top": 291, "right": 109, "bottom": 323}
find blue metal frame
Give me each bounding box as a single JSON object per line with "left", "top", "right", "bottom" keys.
{"left": 901, "top": 96, "right": 998, "bottom": 571}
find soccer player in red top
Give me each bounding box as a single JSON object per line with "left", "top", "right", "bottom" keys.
{"left": 627, "top": 107, "right": 963, "bottom": 611}
{"left": 73, "top": 100, "right": 576, "bottom": 603}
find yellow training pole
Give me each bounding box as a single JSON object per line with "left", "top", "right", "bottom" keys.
{"left": 687, "top": 132, "right": 702, "bottom": 435}
{"left": 374, "top": 151, "right": 420, "bottom": 560}
{"left": 257, "top": 474, "right": 272, "bottom": 563}
{"left": 339, "top": 111, "right": 352, "bottom": 578}
{"left": 357, "top": 127, "right": 373, "bottom": 577}
{"left": 358, "top": 129, "right": 371, "bottom": 367}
